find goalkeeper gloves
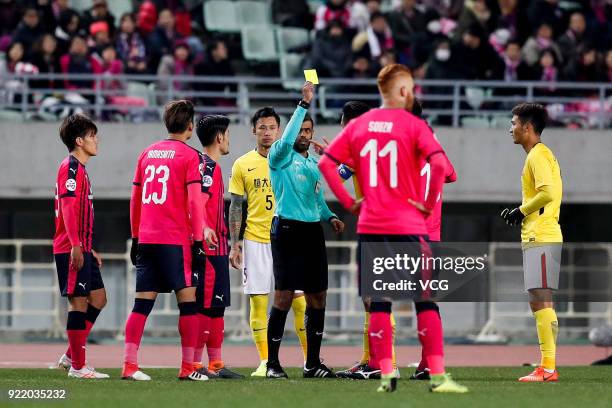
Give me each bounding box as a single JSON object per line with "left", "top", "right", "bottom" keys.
{"left": 501, "top": 207, "right": 525, "bottom": 227}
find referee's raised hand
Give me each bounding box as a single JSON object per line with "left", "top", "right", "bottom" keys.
{"left": 302, "top": 81, "right": 314, "bottom": 103}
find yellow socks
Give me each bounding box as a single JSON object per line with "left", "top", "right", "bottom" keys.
{"left": 292, "top": 295, "right": 308, "bottom": 362}
{"left": 360, "top": 312, "right": 397, "bottom": 369}
{"left": 534, "top": 308, "right": 558, "bottom": 370}
{"left": 360, "top": 312, "right": 370, "bottom": 364}
{"left": 249, "top": 294, "right": 269, "bottom": 361}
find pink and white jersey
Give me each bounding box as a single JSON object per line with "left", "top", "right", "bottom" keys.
{"left": 324, "top": 108, "right": 444, "bottom": 235}
{"left": 419, "top": 152, "right": 456, "bottom": 242}
{"left": 201, "top": 154, "right": 228, "bottom": 256}
{"left": 132, "top": 139, "right": 203, "bottom": 245}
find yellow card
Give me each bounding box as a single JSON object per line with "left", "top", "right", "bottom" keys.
{"left": 303, "top": 69, "right": 319, "bottom": 85}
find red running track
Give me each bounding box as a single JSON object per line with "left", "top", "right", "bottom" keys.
{"left": 0, "top": 344, "right": 606, "bottom": 369}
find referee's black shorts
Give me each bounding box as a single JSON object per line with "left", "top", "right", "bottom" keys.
{"left": 270, "top": 216, "right": 328, "bottom": 293}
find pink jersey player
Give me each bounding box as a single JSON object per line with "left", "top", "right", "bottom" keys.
{"left": 321, "top": 108, "right": 445, "bottom": 235}
{"left": 131, "top": 139, "right": 204, "bottom": 245}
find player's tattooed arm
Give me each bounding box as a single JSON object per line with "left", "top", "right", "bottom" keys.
{"left": 229, "top": 193, "right": 244, "bottom": 269}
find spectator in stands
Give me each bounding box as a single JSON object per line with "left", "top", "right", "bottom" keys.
{"left": 89, "top": 21, "right": 112, "bottom": 61}
{"left": 564, "top": 45, "right": 606, "bottom": 84}
{"left": 527, "top": 0, "right": 565, "bottom": 37}
{"left": 489, "top": 27, "right": 512, "bottom": 57}
{"left": 60, "top": 36, "right": 96, "bottom": 93}
{"left": 148, "top": 9, "right": 182, "bottom": 74}
{"left": 452, "top": 23, "right": 504, "bottom": 80}
{"left": 496, "top": 0, "right": 530, "bottom": 44}
{"left": 50, "top": 0, "right": 74, "bottom": 22}
{"left": 387, "top": 0, "right": 427, "bottom": 65}
{"left": 606, "top": 49, "right": 612, "bottom": 83}
{"left": 521, "top": 23, "right": 562, "bottom": 67}
{"left": 194, "top": 38, "right": 236, "bottom": 107}
{"left": 116, "top": 13, "right": 148, "bottom": 76}
{"left": 557, "top": 12, "right": 589, "bottom": 68}
{"left": 454, "top": 0, "right": 497, "bottom": 41}
{"left": 349, "top": 0, "right": 381, "bottom": 33}
{"left": 0, "top": 42, "right": 39, "bottom": 105}
{"left": 379, "top": 48, "right": 397, "bottom": 68}
{"left": 532, "top": 48, "right": 561, "bottom": 96}
{"left": 502, "top": 40, "right": 532, "bottom": 82}
{"left": 410, "top": 8, "right": 448, "bottom": 66}
{"left": 30, "top": 34, "right": 62, "bottom": 90}
{"left": 314, "top": 0, "right": 353, "bottom": 31}
{"left": 93, "top": 45, "right": 124, "bottom": 91}
{"left": 0, "top": 0, "right": 21, "bottom": 47}
{"left": 81, "top": 0, "right": 116, "bottom": 38}
{"left": 55, "top": 10, "right": 83, "bottom": 56}
{"left": 308, "top": 19, "right": 353, "bottom": 77}
{"left": 424, "top": 39, "right": 461, "bottom": 124}
{"left": 272, "top": 0, "right": 313, "bottom": 29}
{"left": 12, "top": 8, "right": 45, "bottom": 54}
{"left": 351, "top": 12, "right": 394, "bottom": 62}
{"left": 157, "top": 40, "right": 193, "bottom": 99}
{"left": 137, "top": 0, "right": 158, "bottom": 36}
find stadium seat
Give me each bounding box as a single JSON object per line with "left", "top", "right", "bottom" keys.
{"left": 106, "top": 0, "right": 133, "bottom": 21}
{"left": 318, "top": 86, "right": 340, "bottom": 120}
{"left": 275, "top": 27, "right": 310, "bottom": 54}
{"left": 307, "top": 0, "right": 323, "bottom": 13}
{"left": 241, "top": 27, "right": 279, "bottom": 62}
{"left": 0, "top": 110, "right": 25, "bottom": 122}
{"left": 204, "top": 1, "right": 240, "bottom": 33}
{"left": 236, "top": 1, "right": 271, "bottom": 26}
{"left": 279, "top": 53, "right": 305, "bottom": 90}
{"left": 70, "top": 0, "right": 91, "bottom": 12}
{"left": 461, "top": 116, "right": 491, "bottom": 128}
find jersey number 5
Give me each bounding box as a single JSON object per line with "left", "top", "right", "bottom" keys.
{"left": 142, "top": 165, "right": 170, "bottom": 204}
{"left": 360, "top": 139, "right": 398, "bottom": 188}
{"left": 265, "top": 194, "right": 273, "bottom": 210}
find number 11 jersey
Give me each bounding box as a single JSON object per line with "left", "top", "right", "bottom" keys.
{"left": 324, "top": 108, "right": 443, "bottom": 235}
{"left": 132, "top": 139, "right": 203, "bottom": 245}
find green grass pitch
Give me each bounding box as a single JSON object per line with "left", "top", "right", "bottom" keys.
{"left": 1, "top": 367, "right": 611, "bottom": 408}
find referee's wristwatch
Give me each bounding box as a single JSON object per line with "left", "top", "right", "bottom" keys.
{"left": 298, "top": 99, "right": 310, "bottom": 109}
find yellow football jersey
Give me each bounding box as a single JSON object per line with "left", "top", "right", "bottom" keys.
{"left": 520, "top": 143, "right": 563, "bottom": 244}
{"left": 229, "top": 150, "right": 275, "bottom": 243}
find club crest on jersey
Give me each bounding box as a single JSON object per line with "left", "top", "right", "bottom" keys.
{"left": 203, "top": 175, "right": 213, "bottom": 187}
{"left": 65, "top": 179, "right": 77, "bottom": 192}
{"left": 199, "top": 163, "right": 205, "bottom": 177}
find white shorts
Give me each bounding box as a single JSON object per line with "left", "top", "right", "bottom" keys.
{"left": 242, "top": 239, "right": 302, "bottom": 295}
{"left": 242, "top": 239, "right": 274, "bottom": 294}
{"left": 522, "top": 244, "right": 562, "bottom": 291}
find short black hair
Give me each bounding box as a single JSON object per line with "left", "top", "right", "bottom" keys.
{"left": 370, "top": 11, "right": 385, "bottom": 23}
{"left": 163, "top": 100, "right": 194, "bottom": 134}
{"left": 196, "top": 114, "right": 230, "bottom": 147}
{"left": 511, "top": 103, "right": 548, "bottom": 135}
{"left": 59, "top": 113, "right": 98, "bottom": 151}
{"left": 251, "top": 106, "right": 280, "bottom": 128}
{"left": 342, "top": 101, "right": 370, "bottom": 123}
{"left": 303, "top": 112, "right": 314, "bottom": 126}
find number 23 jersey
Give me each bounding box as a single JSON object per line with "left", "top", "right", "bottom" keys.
{"left": 132, "top": 139, "right": 203, "bottom": 245}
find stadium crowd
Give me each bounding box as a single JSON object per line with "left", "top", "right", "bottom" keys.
{"left": 0, "top": 0, "right": 611, "bottom": 119}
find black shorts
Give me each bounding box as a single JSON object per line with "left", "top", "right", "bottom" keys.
{"left": 271, "top": 217, "right": 328, "bottom": 293}
{"left": 357, "top": 234, "right": 433, "bottom": 300}
{"left": 135, "top": 244, "right": 196, "bottom": 293}
{"left": 55, "top": 252, "right": 104, "bottom": 297}
{"left": 196, "top": 255, "right": 231, "bottom": 308}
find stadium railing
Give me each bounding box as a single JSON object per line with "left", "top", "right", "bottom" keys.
{"left": 1, "top": 239, "right": 611, "bottom": 342}
{"left": 0, "top": 73, "right": 610, "bottom": 129}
